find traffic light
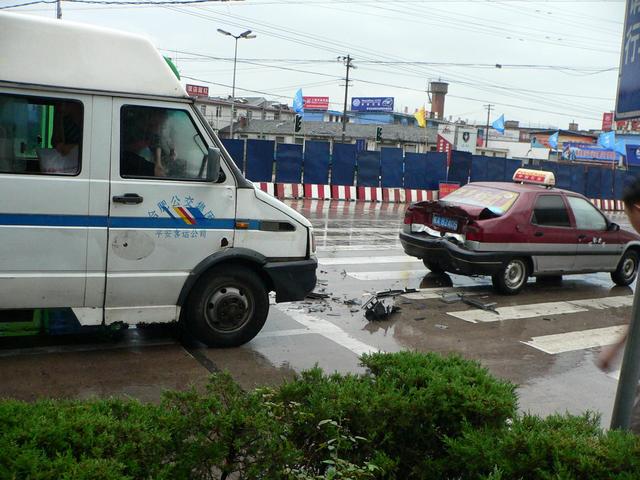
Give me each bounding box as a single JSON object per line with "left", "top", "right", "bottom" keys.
{"left": 294, "top": 114, "right": 303, "bottom": 133}
{"left": 376, "top": 126, "right": 382, "bottom": 142}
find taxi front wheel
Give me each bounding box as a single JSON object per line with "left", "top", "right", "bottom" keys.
{"left": 492, "top": 258, "right": 529, "bottom": 295}
{"left": 612, "top": 250, "right": 639, "bottom": 287}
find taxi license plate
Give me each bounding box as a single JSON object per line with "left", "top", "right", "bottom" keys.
{"left": 432, "top": 214, "right": 458, "bottom": 231}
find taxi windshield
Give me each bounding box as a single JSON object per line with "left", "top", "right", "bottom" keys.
{"left": 442, "top": 185, "right": 519, "bottom": 215}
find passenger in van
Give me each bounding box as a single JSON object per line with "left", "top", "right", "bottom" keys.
{"left": 121, "top": 107, "right": 172, "bottom": 178}
{"left": 37, "top": 101, "right": 82, "bottom": 174}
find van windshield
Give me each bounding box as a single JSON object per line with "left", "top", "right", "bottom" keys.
{"left": 443, "top": 185, "right": 519, "bottom": 214}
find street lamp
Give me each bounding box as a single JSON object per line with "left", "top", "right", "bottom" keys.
{"left": 217, "top": 28, "right": 256, "bottom": 139}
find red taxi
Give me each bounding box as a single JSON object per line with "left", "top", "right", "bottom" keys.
{"left": 400, "top": 168, "right": 640, "bottom": 294}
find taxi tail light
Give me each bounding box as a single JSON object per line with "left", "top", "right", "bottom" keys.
{"left": 404, "top": 206, "right": 428, "bottom": 225}
{"left": 465, "top": 222, "right": 484, "bottom": 241}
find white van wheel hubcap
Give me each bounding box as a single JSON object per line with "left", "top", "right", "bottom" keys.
{"left": 205, "top": 286, "right": 252, "bottom": 332}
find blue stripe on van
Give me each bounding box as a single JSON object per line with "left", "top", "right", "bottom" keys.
{"left": 0, "top": 213, "right": 255, "bottom": 230}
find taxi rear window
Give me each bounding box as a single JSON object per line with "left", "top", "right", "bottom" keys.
{"left": 442, "top": 185, "right": 519, "bottom": 214}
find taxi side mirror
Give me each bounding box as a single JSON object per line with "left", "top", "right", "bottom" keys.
{"left": 206, "top": 147, "right": 221, "bottom": 182}
{"left": 608, "top": 222, "right": 620, "bottom": 232}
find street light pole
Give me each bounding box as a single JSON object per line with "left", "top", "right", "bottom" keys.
{"left": 217, "top": 28, "right": 256, "bottom": 140}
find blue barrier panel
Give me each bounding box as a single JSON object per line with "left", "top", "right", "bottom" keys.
{"left": 471, "top": 155, "right": 489, "bottom": 182}
{"left": 357, "top": 150, "right": 381, "bottom": 187}
{"left": 303, "top": 141, "right": 330, "bottom": 184}
{"left": 504, "top": 159, "right": 522, "bottom": 182}
{"left": 425, "top": 152, "right": 448, "bottom": 190}
{"left": 380, "top": 147, "right": 404, "bottom": 187}
{"left": 332, "top": 143, "right": 357, "bottom": 185}
{"left": 404, "top": 153, "right": 429, "bottom": 189}
{"left": 448, "top": 150, "right": 472, "bottom": 185}
{"left": 275, "top": 143, "right": 303, "bottom": 183}
{"left": 539, "top": 161, "right": 558, "bottom": 176}
{"left": 555, "top": 163, "right": 573, "bottom": 191}
{"left": 569, "top": 164, "right": 586, "bottom": 195}
{"left": 221, "top": 139, "right": 245, "bottom": 172}
{"left": 486, "top": 157, "right": 506, "bottom": 182}
{"left": 600, "top": 167, "right": 614, "bottom": 199}
{"left": 585, "top": 166, "right": 602, "bottom": 198}
{"left": 245, "top": 139, "right": 274, "bottom": 182}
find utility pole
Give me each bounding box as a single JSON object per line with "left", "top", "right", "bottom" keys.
{"left": 338, "top": 55, "right": 355, "bottom": 144}
{"left": 484, "top": 104, "right": 494, "bottom": 148}
{"left": 56, "top": 0, "right": 62, "bottom": 18}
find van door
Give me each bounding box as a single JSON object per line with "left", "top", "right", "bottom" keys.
{"left": 0, "top": 91, "right": 90, "bottom": 308}
{"left": 105, "top": 100, "right": 236, "bottom": 325}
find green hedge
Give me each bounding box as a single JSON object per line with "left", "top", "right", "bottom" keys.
{"left": 0, "top": 352, "right": 638, "bottom": 479}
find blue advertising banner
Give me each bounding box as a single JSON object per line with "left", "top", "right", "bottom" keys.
{"left": 616, "top": 0, "right": 640, "bottom": 119}
{"left": 221, "top": 139, "right": 245, "bottom": 172}
{"left": 351, "top": 97, "right": 394, "bottom": 112}
{"left": 356, "top": 151, "right": 381, "bottom": 187}
{"left": 331, "top": 143, "right": 357, "bottom": 186}
{"left": 303, "top": 141, "right": 330, "bottom": 184}
{"left": 245, "top": 139, "right": 274, "bottom": 182}
{"left": 626, "top": 144, "right": 640, "bottom": 166}
{"left": 275, "top": 143, "right": 303, "bottom": 184}
{"left": 380, "top": 147, "right": 403, "bottom": 188}
{"left": 562, "top": 142, "right": 619, "bottom": 163}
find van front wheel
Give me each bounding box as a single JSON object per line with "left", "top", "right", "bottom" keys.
{"left": 185, "top": 266, "right": 269, "bottom": 347}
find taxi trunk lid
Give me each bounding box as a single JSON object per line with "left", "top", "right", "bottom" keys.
{"left": 404, "top": 200, "right": 497, "bottom": 234}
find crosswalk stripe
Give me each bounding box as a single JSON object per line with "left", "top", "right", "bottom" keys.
{"left": 316, "top": 235, "right": 399, "bottom": 241}
{"left": 316, "top": 227, "right": 401, "bottom": 234}
{"left": 522, "top": 325, "right": 626, "bottom": 354}
{"left": 448, "top": 295, "right": 634, "bottom": 323}
{"left": 347, "top": 270, "right": 426, "bottom": 281}
{"left": 318, "top": 256, "right": 420, "bottom": 266}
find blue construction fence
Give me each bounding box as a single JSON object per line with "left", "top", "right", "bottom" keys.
{"left": 221, "top": 139, "right": 640, "bottom": 200}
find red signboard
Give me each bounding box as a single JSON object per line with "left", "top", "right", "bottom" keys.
{"left": 436, "top": 134, "right": 453, "bottom": 166}
{"left": 602, "top": 112, "right": 614, "bottom": 131}
{"left": 303, "top": 96, "right": 329, "bottom": 110}
{"left": 186, "top": 84, "right": 209, "bottom": 97}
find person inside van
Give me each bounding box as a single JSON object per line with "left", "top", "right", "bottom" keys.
{"left": 120, "top": 106, "right": 171, "bottom": 178}
{"left": 37, "top": 100, "right": 82, "bottom": 174}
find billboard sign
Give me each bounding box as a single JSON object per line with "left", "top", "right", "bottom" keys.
{"left": 561, "top": 142, "right": 619, "bottom": 162}
{"left": 602, "top": 112, "right": 614, "bottom": 131}
{"left": 186, "top": 84, "right": 209, "bottom": 97}
{"left": 615, "top": 0, "right": 640, "bottom": 119}
{"left": 455, "top": 126, "right": 477, "bottom": 154}
{"left": 351, "top": 97, "right": 394, "bottom": 112}
{"left": 626, "top": 144, "right": 640, "bottom": 166}
{"left": 303, "top": 96, "right": 329, "bottom": 110}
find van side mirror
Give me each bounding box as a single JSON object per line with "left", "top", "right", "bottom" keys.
{"left": 608, "top": 222, "right": 620, "bottom": 232}
{"left": 206, "top": 147, "right": 221, "bottom": 182}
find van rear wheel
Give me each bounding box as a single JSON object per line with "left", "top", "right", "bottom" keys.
{"left": 184, "top": 266, "right": 268, "bottom": 347}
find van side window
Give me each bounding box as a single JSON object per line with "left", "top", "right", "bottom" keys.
{"left": 531, "top": 195, "right": 570, "bottom": 227}
{"left": 120, "top": 105, "right": 209, "bottom": 180}
{"left": 0, "top": 94, "right": 82, "bottom": 175}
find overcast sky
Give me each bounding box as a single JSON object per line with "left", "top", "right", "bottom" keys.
{"left": 4, "top": 0, "right": 626, "bottom": 130}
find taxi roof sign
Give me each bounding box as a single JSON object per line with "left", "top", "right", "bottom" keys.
{"left": 513, "top": 168, "right": 555, "bottom": 187}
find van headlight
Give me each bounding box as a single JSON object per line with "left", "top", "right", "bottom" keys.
{"left": 310, "top": 229, "right": 316, "bottom": 254}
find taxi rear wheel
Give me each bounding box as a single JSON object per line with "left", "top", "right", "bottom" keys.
{"left": 423, "top": 259, "right": 445, "bottom": 274}
{"left": 612, "top": 250, "right": 639, "bottom": 287}
{"left": 492, "top": 258, "right": 529, "bottom": 295}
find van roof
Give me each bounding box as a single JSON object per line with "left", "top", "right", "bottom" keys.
{"left": 0, "top": 12, "right": 188, "bottom": 99}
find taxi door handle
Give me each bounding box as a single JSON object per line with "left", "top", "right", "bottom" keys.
{"left": 534, "top": 231, "right": 544, "bottom": 237}
{"left": 113, "top": 193, "right": 143, "bottom": 205}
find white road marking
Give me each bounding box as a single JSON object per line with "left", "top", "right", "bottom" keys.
{"left": 447, "top": 296, "right": 634, "bottom": 323}
{"left": 347, "top": 270, "right": 425, "bottom": 281}
{"left": 319, "top": 227, "right": 401, "bottom": 234}
{"left": 317, "top": 235, "right": 399, "bottom": 241}
{"left": 276, "top": 305, "right": 384, "bottom": 356}
{"left": 317, "top": 244, "right": 401, "bottom": 252}
{"left": 257, "top": 328, "right": 310, "bottom": 338}
{"left": 402, "top": 288, "right": 491, "bottom": 300}
{"left": 318, "top": 256, "right": 420, "bottom": 266}
{"left": 522, "top": 325, "right": 626, "bottom": 354}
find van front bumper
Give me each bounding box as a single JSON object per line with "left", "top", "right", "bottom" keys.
{"left": 264, "top": 257, "right": 318, "bottom": 302}
{"left": 399, "top": 230, "right": 506, "bottom": 276}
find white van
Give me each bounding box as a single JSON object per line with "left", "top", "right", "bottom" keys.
{"left": 0, "top": 13, "right": 317, "bottom": 347}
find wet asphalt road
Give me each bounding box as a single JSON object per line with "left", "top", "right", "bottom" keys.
{"left": 0, "top": 200, "right": 635, "bottom": 427}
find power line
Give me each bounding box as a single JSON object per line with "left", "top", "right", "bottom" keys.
{"left": 0, "top": 0, "right": 233, "bottom": 9}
